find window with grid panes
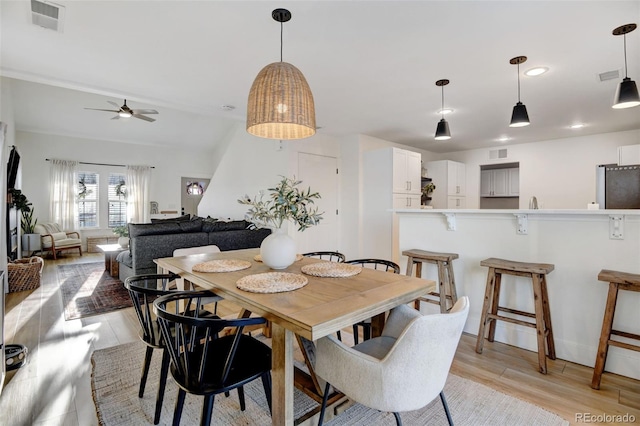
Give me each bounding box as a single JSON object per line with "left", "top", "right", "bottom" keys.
{"left": 77, "top": 172, "right": 98, "bottom": 228}
{"left": 108, "top": 174, "right": 127, "bottom": 228}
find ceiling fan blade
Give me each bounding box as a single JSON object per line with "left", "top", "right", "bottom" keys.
{"left": 131, "top": 109, "right": 158, "bottom": 115}
{"left": 107, "top": 101, "right": 121, "bottom": 108}
{"left": 111, "top": 115, "right": 120, "bottom": 120}
{"left": 132, "top": 113, "right": 155, "bottom": 122}
{"left": 85, "top": 108, "right": 120, "bottom": 112}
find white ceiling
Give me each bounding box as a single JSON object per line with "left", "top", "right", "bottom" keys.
{"left": 1, "top": 1, "right": 639, "bottom": 153}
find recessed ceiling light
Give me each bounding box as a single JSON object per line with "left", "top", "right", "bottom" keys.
{"left": 525, "top": 67, "right": 549, "bottom": 77}
{"left": 438, "top": 108, "right": 454, "bottom": 115}
{"left": 497, "top": 137, "right": 510, "bottom": 142}
{"left": 570, "top": 123, "right": 584, "bottom": 129}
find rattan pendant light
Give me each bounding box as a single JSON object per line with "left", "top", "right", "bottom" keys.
{"left": 246, "top": 8, "right": 316, "bottom": 140}
{"left": 434, "top": 79, "right": 451, "bottom": 140}
{"left": 509, "top": 56, "right": 531, "bottom": 127}
{"left": 612, "top": 23, "right": 640, "bottom": 109}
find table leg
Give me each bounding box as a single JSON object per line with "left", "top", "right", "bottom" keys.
{"left": 271, "top": 323, "right": 294, "bottom": 426}
{"left": 371, "top": 313, "right": 386, "bottom": 338}
{"left": 104, "top": 253, "right": 110, "bottom": 273}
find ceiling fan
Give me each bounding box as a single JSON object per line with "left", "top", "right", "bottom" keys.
{"left": 85, "top": 99, "right": 158, "bottom": 122}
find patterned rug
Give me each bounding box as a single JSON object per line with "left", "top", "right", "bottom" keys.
{"left": 58, "top": 262, "right": 132, "bottom": 320}
{"left": 91, "top": 341, "right": 569, "bottom": 426}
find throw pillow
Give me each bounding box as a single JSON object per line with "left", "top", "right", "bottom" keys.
{"left": 151, "top": 214, "right": 191, "bottom": 223}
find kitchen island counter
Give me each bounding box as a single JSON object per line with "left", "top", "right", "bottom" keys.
{"left": 396, "top": 208, "right": 640, "bottom": 380}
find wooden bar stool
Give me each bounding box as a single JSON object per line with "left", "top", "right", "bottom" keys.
{"left": 403, "top": 249, "right": 459, "bottom": 313}
{"left": 591, "top": 269, "right": 640, "bottom": 390}
{"left": 476, "top": 257, "right": 556, "bottom": 374}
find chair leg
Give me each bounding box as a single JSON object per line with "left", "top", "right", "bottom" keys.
{"left": 154, "top": 350, "right": 170, "bottom": 424}
{"left": 363, "top": 324, "right": 371, "bottom": 342}
{"left": 139, "top": 346, "right": 154, "bottom": 397}
{"left": 336, "top": 330, "right": 342, "bottom": 341}
{"left": 440, "top": 391, "right": 454, "bottom": 426}
{"left": 173, "top": 389, "right": 186, "bottom": 426}
{"left": 393, "top": 412, "right": 403, "bottom": 426}
{"left": 318, "top": 382, "right": 331, "bottom": 426}
{"left": 200, "top": 395, "right": 215, "bottom": 426}
{"left": 237, "top": 386, "right": 246, "bottom": 411}
{"left": 353, "top": 325, "right": 359, "bottom": 345}
{"left": 261, "top": 372, "right": 273, "bottom": 415}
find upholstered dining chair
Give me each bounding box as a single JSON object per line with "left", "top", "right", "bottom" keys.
{"left": 124, "top": 273, "right": 205, "bottom": 425}
{"left": 153, "top": 290, "right": 273, "bottom": 426}
{"left": 302, "top": 251, "right": 346, "bottom": 262}
{"left": 316, "top": 296, "right": 469, "bottom": 426}
{"left": 344, "top": 259, "right": 401, "bottom": 344}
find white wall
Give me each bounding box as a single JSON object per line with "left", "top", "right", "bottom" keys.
{"left": 1, "top": 77, "right": 16, "bottom": 293}
{"left": 431, "top": 129, "right": 640, "bottom": 209}
{"left": 15, "top": 131, "right": 216, "bottom": 241}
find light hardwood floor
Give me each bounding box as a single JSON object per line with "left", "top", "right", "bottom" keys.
{"left": 1, "top": 254, "right": 638, "bottom": 425}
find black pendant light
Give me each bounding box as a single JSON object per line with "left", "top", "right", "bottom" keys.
{"left": 612, "top": 23, "right": 640, "bottom": 109}
{"left": 434, "top": 79, "right": 451, "bottom": 140}
{"left": 509, "top": 56, "right": 530, "bottom": 127}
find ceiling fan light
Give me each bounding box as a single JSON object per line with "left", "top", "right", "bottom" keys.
{"left": 119, "top": 111, "right": 132, "bottom": 118}
{"left": 510, "top": 102, "right": 530, "bottom": 127}
{"left": 434, "top": 119, "right": 451, "bottom": 140}
{"left": 612, "top": 77, "right": 640, "bottom": 109}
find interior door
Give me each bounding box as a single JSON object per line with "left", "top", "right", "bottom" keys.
{"left": 296, "top": 153, "right": 339, "bottom": 254}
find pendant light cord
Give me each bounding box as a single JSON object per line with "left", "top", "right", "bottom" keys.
{"left": 623, "top": 34, "right": 628, "bottom": 78}
{"left": 280, "top": 21, "right": 284, "bottom": 62}
{"left": 517, "top": 62, "right": 521, "bottom": 102}
{"left": 441, "top": 85, "right": 445, "bottom": 119}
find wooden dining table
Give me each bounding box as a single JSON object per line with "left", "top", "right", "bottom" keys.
{"left": 154, "top": 248, "right": 435, "bottom": 426}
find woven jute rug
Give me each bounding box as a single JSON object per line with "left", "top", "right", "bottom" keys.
{"left": 91, "top": 341, "right": 569, "bottom": 426}
{"left": 58, "top": 262, "right": 132, "bottom": 320}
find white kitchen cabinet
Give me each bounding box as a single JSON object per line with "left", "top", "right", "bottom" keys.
{"left": 393, "top": 194, "right": 421, "bottom": 209}
{"left": 392, "top": 148, "right": 421, "bottom": 194}
{"left": 480, "top": 169, "right": 509, "bottom": 197}
{"left": 448, "top": 196, "right": 466, "bottom": 209}
{"left": 363, "top": 147, "right": 423, "bottom": 261}
{"left": 508, "top": 168, "right": 520, "bottom": 196}
{"left": 425, "top": 160, "right": 466, "bottom": 208}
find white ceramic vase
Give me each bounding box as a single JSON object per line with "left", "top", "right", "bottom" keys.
{"left": 260, "top": 227, "right": 296, "bottom": 270}
{"left": 118, "top": 236, "right": 130, "bottom": 248}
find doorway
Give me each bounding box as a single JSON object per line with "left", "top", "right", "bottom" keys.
{"left": 296, "top": 153, "right": 339, "bottom": 254}
{"left": 181, "top": 177, "right": 210, "bottom": 217}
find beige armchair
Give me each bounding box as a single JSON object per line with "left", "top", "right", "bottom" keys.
{"left": 316, "top": 297, "right": 469, "bottom": 425}
{"left": 34, "top": 223, "right": 82, "bottom": 260}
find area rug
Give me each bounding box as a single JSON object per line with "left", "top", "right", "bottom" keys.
{"left": 91, "top": 341, "right": 569, "bottom": 426}
{"left": 58, "top": 262, "right": 132, "bottom": 320}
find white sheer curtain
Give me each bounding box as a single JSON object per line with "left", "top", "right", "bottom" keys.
{"left": 49, "top": 159, "right": 78, "bottom": 230}
{"left": 126, "top": 165, "right": 152, "bottom": 223}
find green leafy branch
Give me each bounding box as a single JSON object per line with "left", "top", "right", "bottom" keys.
{"left": 238, "top": 176, "right": 324, "bottom": 232}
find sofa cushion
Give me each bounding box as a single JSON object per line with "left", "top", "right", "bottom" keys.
{"left": 202, "top": 220, "right": 250, "bottom": 233}
{"left": 116, "top": 250, "right": 133, "bottom": 268}
{"left": 129, "top": 219, "right": 203, "bottom": 238}
{"left": 208, "top": 228, "right": 271, "bottom": 251}
{"left": 51, "top": 231, "right": 68, "bottom": 241}
{"left": 150, "top": 214, "right": 191, "bottom": 223}
{"left": 42, "top": 237, "right": 81, "bottom": 249}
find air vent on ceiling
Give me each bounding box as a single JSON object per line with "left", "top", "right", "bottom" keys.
{"left": 598, "top": 70, "right": 620, "bottom": 82}
{"left": 489, "top": 148, "right": 508, "bottom": 160}
{"left": 31, "top": 0, "right": 65, "bottom": 32}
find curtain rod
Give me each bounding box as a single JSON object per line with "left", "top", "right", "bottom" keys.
{"left": 45, "top": 159, "right": 155, "bottom": 168}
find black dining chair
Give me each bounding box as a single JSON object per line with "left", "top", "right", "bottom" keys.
{"left": 154, "top": 290, "right": 273, "bottom": 426}
{"left": 302, "top": 251, "right": 346, "bottom": 262}
{"left": 344, "top": 259, "right": 401, "bottom": 344}
{"left": 125, "top": 274, "right": 220, "bottom": 425}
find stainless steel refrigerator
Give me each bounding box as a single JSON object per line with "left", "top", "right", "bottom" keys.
{"left": 596, "top": 164, "right": 640, "bottom": 209}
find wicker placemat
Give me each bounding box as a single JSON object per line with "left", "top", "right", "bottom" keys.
{"left": 253, "top": 253, "right": 304, "bottom": 262}
{"left": 301, "top": 262, "right": 362, "bottom": 278}
{"left": 192, "top": 259, "right": 252, "bottom": 273}
{"left": 236, "top": 272, "right": 308, "bottom": 293}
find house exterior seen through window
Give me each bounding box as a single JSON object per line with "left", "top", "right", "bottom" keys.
{"left": 77, "top": 171, "right": 98, "bottom": 228}
{"left": 109, "top": 173, "right": 127, "bottom": 228}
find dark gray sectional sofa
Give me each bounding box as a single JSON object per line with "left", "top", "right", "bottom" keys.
{"left": 116, "top": 217, "right": 270, "bottom": 281}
